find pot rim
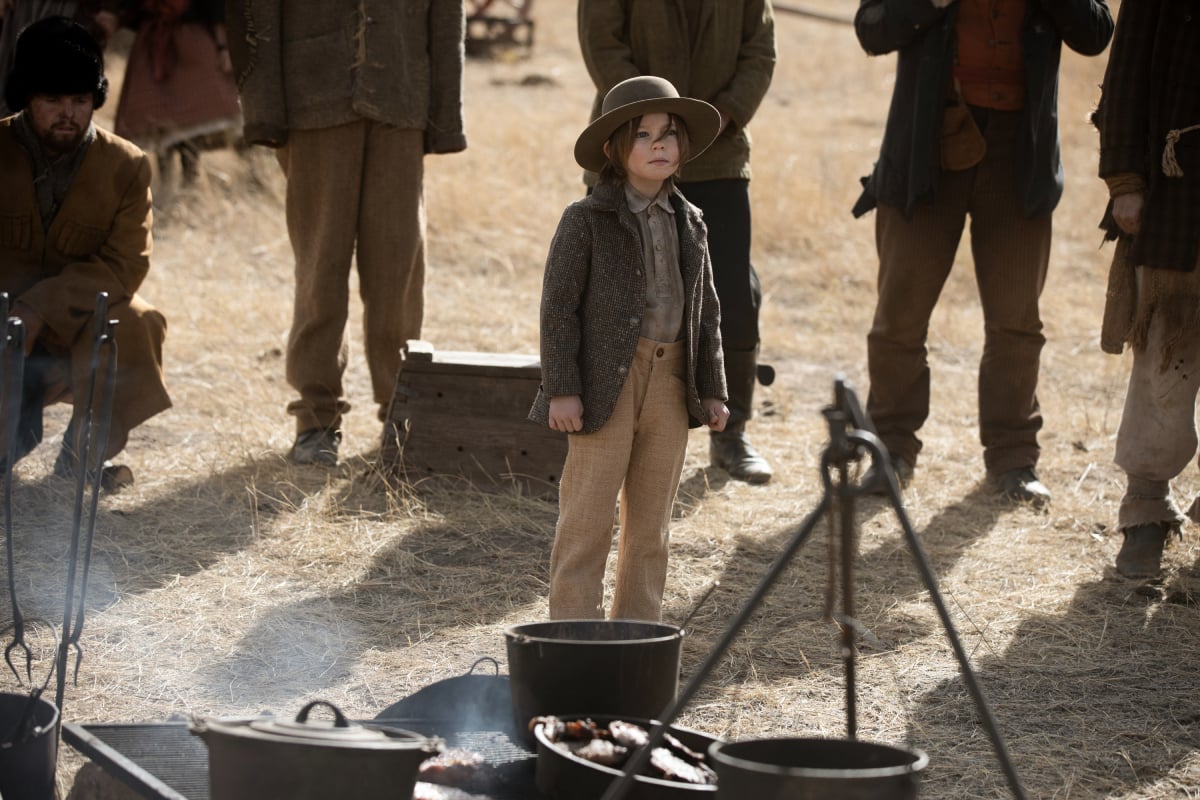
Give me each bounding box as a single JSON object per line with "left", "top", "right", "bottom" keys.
{"left": 506, "top": 619, "right": 685, "bottom": 645}
{"left": 707, "top": 737, "right": 929, "bottom": 780}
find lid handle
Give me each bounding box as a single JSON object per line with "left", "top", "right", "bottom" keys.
{"left": 295, "top": 700, "right": 350, "bottom": 728}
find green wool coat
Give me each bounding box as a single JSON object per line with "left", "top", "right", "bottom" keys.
{"left": 578, "top": 0, "right": 776, "bottom": 183}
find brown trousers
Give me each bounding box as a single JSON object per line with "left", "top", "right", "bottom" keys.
{"left": 58, "top": 296, "right": 169, "bottom": 461}
{"left": 548, "top": 339, "right": 688, "bottom": 622}
{"left": 866, "top": 109, "right": 1051, "bottom": 474}
{"left": 277, "top": 121, "right": 425, "bottom": 433}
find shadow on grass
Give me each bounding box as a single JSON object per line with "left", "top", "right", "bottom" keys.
{"left": 674, "top": 476, "right": 1013, "bottom": 691}
{"left": 908, "top": 565, "right": 1200, "bottom": 797}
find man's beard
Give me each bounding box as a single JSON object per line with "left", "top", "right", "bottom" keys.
{"left": 38, "top": 122, "right": 87, "bottom": 156}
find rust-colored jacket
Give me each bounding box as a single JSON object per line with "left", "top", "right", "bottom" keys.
{"left": 0, "top": 117, "right": 170, "bottom": 449}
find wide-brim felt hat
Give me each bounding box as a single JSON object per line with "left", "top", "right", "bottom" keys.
{"left": 575, "top": 76, "right": 720, "bottom": 173}
{"left": 4, "top": 16, "right": 108, "bottom": 112}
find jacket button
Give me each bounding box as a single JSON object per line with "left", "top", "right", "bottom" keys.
{"left": 629, "top": 317, "right": 639, "bottom": 326}
{"left": 656, "top": 347, "right": 665, "bottom": 357}
{"left": 618, "top": 365, "right": 628, "bottom": 375}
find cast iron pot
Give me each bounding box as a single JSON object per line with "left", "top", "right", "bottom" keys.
{"left": 190, "top": 700, "right": 440, "bottom": 800}
{"left": 0, "top": 691, "right": 59, "bottom": 800}
{"left": 708, "top": 737, "right": 928, "bottom": 800}
{"left": 506, "top": 620, "right": 682, "bottom": 746}
{"left": 533, "top": 713, "right": 718, "bottom": 800}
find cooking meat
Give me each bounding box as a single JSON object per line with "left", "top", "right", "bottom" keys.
{"left": 564, "top": 737, "right": 629, "bottom": 766}
{"left": 649, "top": 747, "right": 718, "bottom": 785}
{"left": 412, "top": 781, "right": 497, "bottom": 800}
{"left": 531, "top": 714, "right": 603, "bottom": 743}
{"left": 530, "top": 715, "right": 565, "bottom": 741}
{"left": 417, "top": 747, "right": 502, "bottom": 792}
{"left": 608, "top": 719, "right": 650, "bottom": 748}
{"left": 663, "top": 731, "right": 707, "bottom": 765}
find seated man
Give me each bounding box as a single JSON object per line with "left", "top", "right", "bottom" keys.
{"left": 1, "top": 16, "right": 169, "bottom": 490}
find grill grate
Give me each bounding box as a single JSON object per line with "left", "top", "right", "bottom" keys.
{"left": 62, "top": 722, "right": 207, "bottom": 800}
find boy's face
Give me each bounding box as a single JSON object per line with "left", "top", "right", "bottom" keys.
{"left": 28, "top": 92, "right": 94, "bottom": 155}
{"left": 622, "top": 112, "right": 680, "bottom": 195}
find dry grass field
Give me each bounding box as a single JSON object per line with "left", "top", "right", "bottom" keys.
{"left": 3, "top": 1, "right": 1199, "bottom": 797}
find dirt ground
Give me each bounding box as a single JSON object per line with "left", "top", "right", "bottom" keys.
{"left": 2, "top": 1, "right": 1198, "bottom": 798}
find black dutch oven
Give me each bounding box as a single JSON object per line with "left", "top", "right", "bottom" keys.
{"left": 190, "top": 700, "right": 440, "bottom": 800}
{"left": 506, "top": 620, "right": 683, "bottom": 746}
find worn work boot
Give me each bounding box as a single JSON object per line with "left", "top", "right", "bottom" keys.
{"left": 711, "top": 422, "right": 773, "bottom": 485}
{"left": 860, "top": 454, "right": 914, "bottom": 495}
{"left": 710, "top": 346, "right": 773, "bottom": 485}
{"left": 1115, "top": 522, "right": 1171, "bottom": 578}
{"left": 995, "top": 466, "right": 1052, "bottom": 509}
{"left": 52, "top": 436, "right": 135, "bottom": 493}
{"left": 289, "top": 427, "right": 341, "bottom": 467}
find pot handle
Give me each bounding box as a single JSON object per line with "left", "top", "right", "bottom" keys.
{"left": 295, "top": 700, "right": 351, "bottom": 728}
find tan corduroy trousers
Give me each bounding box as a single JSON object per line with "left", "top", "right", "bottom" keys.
{"left": 277, "top": 121, "right": 426, "bottom": 433}
{"left": 867, "top": 108, "right": 1051, "bottom": 474}
{"left": 548, "top": 338, "right": 689, "bottom": 622}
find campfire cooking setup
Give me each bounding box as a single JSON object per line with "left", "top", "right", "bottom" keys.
{"left": 2, "top": 359, "right": 1034, "bottom": 798}
{"left": 0, "top": 293, "right": 121, "bottom": 800}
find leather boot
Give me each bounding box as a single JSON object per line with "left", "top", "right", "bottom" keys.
{"left": 710, "top": 347, "right": 772, "bottom": 484}
{"left": 1114, "top": 522, "right": 1171, "bottom": 578}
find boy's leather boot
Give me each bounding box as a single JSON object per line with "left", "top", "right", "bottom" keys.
{"left": 710, "top": 346, "right": 772, "bottom": 485}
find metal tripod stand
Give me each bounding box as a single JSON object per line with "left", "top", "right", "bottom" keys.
{"left": 600, "top": 376, "right": 1026, "bottom": 800}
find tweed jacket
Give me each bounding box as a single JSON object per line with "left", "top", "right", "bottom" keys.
{"left": 578, "top": 0, "right": 775, "bottom": 183}
{"left": 225, "top": 0, "right": 466, "bottom": 153}
{"left": 529, "top": 183, "right": 727, "bottom": 434}
{"left": 1096, "top": 0, "right": 1200, "bottom": 271}
{"left": 851, "top": 0, "right": 1113, "bottom": 220}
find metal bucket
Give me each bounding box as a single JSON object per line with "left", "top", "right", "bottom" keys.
{"left": 708, "top": 737, "right": 927, "bottom": 800}
{"left": 0, "top": 691, "right": 60, "bottom": 800}
{"left": 505, "top": 620, "right": 682, "bottom": 745}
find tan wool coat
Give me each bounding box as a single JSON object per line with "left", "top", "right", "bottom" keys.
{"left": 0, "top": 117, "right": 170, "bottom": 453}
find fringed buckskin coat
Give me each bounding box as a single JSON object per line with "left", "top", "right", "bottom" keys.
{"left": 529, "top": 183, "right": 726, "bottom": 433}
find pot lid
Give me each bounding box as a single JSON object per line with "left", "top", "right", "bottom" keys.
{"left": 248, "top": 717, "right": 389, "bottom": 745}
{"left": 212, "top": 701, "right": 432, "bottom": 748}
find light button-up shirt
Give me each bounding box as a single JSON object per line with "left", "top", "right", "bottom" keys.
{"left": 625, "top": 183, "right": 685, "bottom": 342}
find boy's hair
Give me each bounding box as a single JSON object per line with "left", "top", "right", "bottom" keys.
{"left": 597, "top": 113, "right": 691, "bottom": 186}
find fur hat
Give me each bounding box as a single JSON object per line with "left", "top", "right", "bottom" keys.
{"left": 4, "top": 16, "right": 108, "bottom": 113}
{"left": 574, "top": 76, "right": 720, "bottom": 173}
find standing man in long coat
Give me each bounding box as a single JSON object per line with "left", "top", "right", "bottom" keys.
{"left": 1, "top": 15, "right": 170, "bottom": 489}
{"left": 226, "top": 0, "right": 466, "bottom": 466}
{"left": 578, "top": 0, "right": 777, "bottom": 485}
{"left": 1095, "top": 0, "right": 1200, "bottom": 578}
{"left": 852, "top": 0, "right": 1112, "bottom": 506}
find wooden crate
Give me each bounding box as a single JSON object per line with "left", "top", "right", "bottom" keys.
{"left": 381, "top": 340, "right": 566, "bottom": 493}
